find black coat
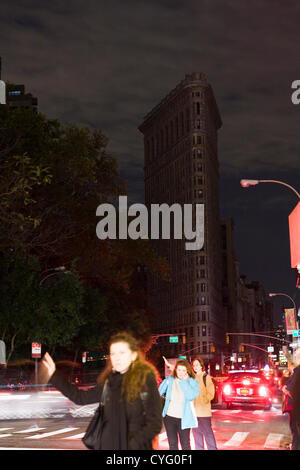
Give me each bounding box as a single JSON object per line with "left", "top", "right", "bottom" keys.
{"left": 50, "top": 369, "right": 162, "bottom": 450}
{"left": 287, "top": 365, "right": 300, "bottom": 420}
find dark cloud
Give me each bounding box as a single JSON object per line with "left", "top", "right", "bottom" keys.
{"left": 1, "top": 0, "right": 299, "bottom": 321}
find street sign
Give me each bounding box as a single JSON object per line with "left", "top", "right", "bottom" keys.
{"left": 267, "top": 346, "right": 274, "bottom": 352}
{"left": 31, "top": 342, "right": 41, "bottom": 359}
{"left": 178, "top": 355, "right": 187, "bottom": 359}
{"left": 293, "top": 330, "right": 300, "bottom": 337}
{"left": 169, "top": 336, "right": 179, "bottom": 343}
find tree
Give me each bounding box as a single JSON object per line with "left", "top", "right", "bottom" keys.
{"left": 0, "top": 253, "right": 86, "bottom": 362}
{"left": 0, "top": 106, "right": 124, "bottom": 258}
{"left": 0, "top": 105, "right": 170, "bottom": 358}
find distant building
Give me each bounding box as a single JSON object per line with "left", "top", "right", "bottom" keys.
{"left": 139, "top": 73, "right": 224, "bottom": 364}
{"left": 0, "top": 57, "right": 38, "bottom": 110}
{"left": 6, "top": 84, "right": 38, "bottom": 110}
{"left": 221, "top": 218, "right": 274, "bottom": 367}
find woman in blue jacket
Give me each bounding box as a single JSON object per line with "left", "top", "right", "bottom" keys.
{"left": 159, "top": 360, "right": 199, "bottom": 450}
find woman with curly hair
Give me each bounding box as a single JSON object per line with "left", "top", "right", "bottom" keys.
{"left": 39, "top": 331, "right": 162, "bottom": 450}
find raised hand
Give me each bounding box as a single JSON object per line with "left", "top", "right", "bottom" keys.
{"left": 163, "top": 356, "right": 175, "bottom": 371}
{"left": 38, "top": 352, "right": 56, "bottom": 384}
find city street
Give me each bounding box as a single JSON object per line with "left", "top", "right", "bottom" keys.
{"left": 0, "top": 390, "right": 291, "bottom": 450}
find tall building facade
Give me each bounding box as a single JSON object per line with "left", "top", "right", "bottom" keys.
{"left": 139, "top": 73, "right": 224, "bottom": 364}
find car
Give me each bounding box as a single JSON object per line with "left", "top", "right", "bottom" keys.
{"left": 221, "top": 369, "right": 273, "bottom": 410}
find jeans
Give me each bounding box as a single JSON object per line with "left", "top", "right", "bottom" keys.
{"left": 164, "top": 415, "right": 191, "bottom": 450}
{"left": 193, "top": 417, "right": 217, "bottom": 450}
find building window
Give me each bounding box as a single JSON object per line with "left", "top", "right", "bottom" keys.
{"left": 180, "top": 112, "right": 184, "bottom": 136}
{"left": 186, "top": 108, "right": 190, "bottom": 132}
{"left": 203, "top": 341, "right": 207, "bottom": 353}
{"left": 202, "top": 326, "right": 207, "bottom": 336}
{"left": 175, "top": 117, "right": 179, "bottom": 139}
{"left": 201, "top": 296, "right": 206, "bottom": 305}
{"left": 200, "top": 283, "right": 206, "bottom": 292}
{"left": 202, "top": 311, "right": 206, "bottom": 321}
{"left": 170, "top": 121, "right": 174, "bottom": 144}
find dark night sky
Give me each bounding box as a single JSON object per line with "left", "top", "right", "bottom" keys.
{"left": 1, "top": 0, "right": 299, "bottom": 325}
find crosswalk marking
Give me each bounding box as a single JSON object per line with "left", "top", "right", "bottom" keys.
{"left": 27, "top": 427, "right": 78, "bottom": 439}
{"left": 0, "top": 412, "right": 289, "bottom": 450}
{"left": 14, "top": 427, "right": 46, "bottom": 433}
{"left": 223, "top": 432, "right": 249, "bottom": 447}
{"left": 264, "top": 433, "right": 283, "bottom": 448}
{"left": 62, "top": 433, "right": 85, "bottom": 440}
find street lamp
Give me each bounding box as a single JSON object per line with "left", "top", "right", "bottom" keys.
{"left": 241, "top": 178, "right": 300, "bottom": 291}
{"left": 269, "top": 292, "right": 296, "bottom": 312}
{"left": 39, "top": 266, "right": 69, "bottom": 286}
{"left": 269, "top": 293, "right": 299, "bottom": 333}
{"left": 240, "top": 179, "right": 300, "bottom": 199}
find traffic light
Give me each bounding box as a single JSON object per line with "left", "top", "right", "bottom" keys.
{"left": 182, "top": 335, "right": 186, "bottom": 344}
{"left": 226, "top": 334, "right": 229, "bottom": 344}
{"left": 239, "top": 344, "right": 245, "bottom": 353}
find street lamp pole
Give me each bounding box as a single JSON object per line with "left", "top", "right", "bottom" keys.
{"left": 269, "top": 292, "right": 299, "bottom": 331}
{"left": 269, "top": 292, "right": 296, "bottom": 312}
{"left": 39, "top": 266, "right": 68, "bottom": 286}
{"left": 241, "top": 178, "right": 300, "bottom": 326}
{"left": 240, "top": 179, "right": 300, "bottom": 200}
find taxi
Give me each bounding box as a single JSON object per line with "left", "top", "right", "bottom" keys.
{"left": 222, "top": 369, "right": 273, "bottom": 410}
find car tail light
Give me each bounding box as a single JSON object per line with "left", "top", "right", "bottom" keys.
{"left": 223, "top": 384, "right": 232, "bottom": 396}
{"left": 259, "top": 386, "right": 268, "bottom": 397}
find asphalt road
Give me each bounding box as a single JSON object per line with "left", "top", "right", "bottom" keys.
{"left": 0, "top": 406, "right": 291, "bottom": 451}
